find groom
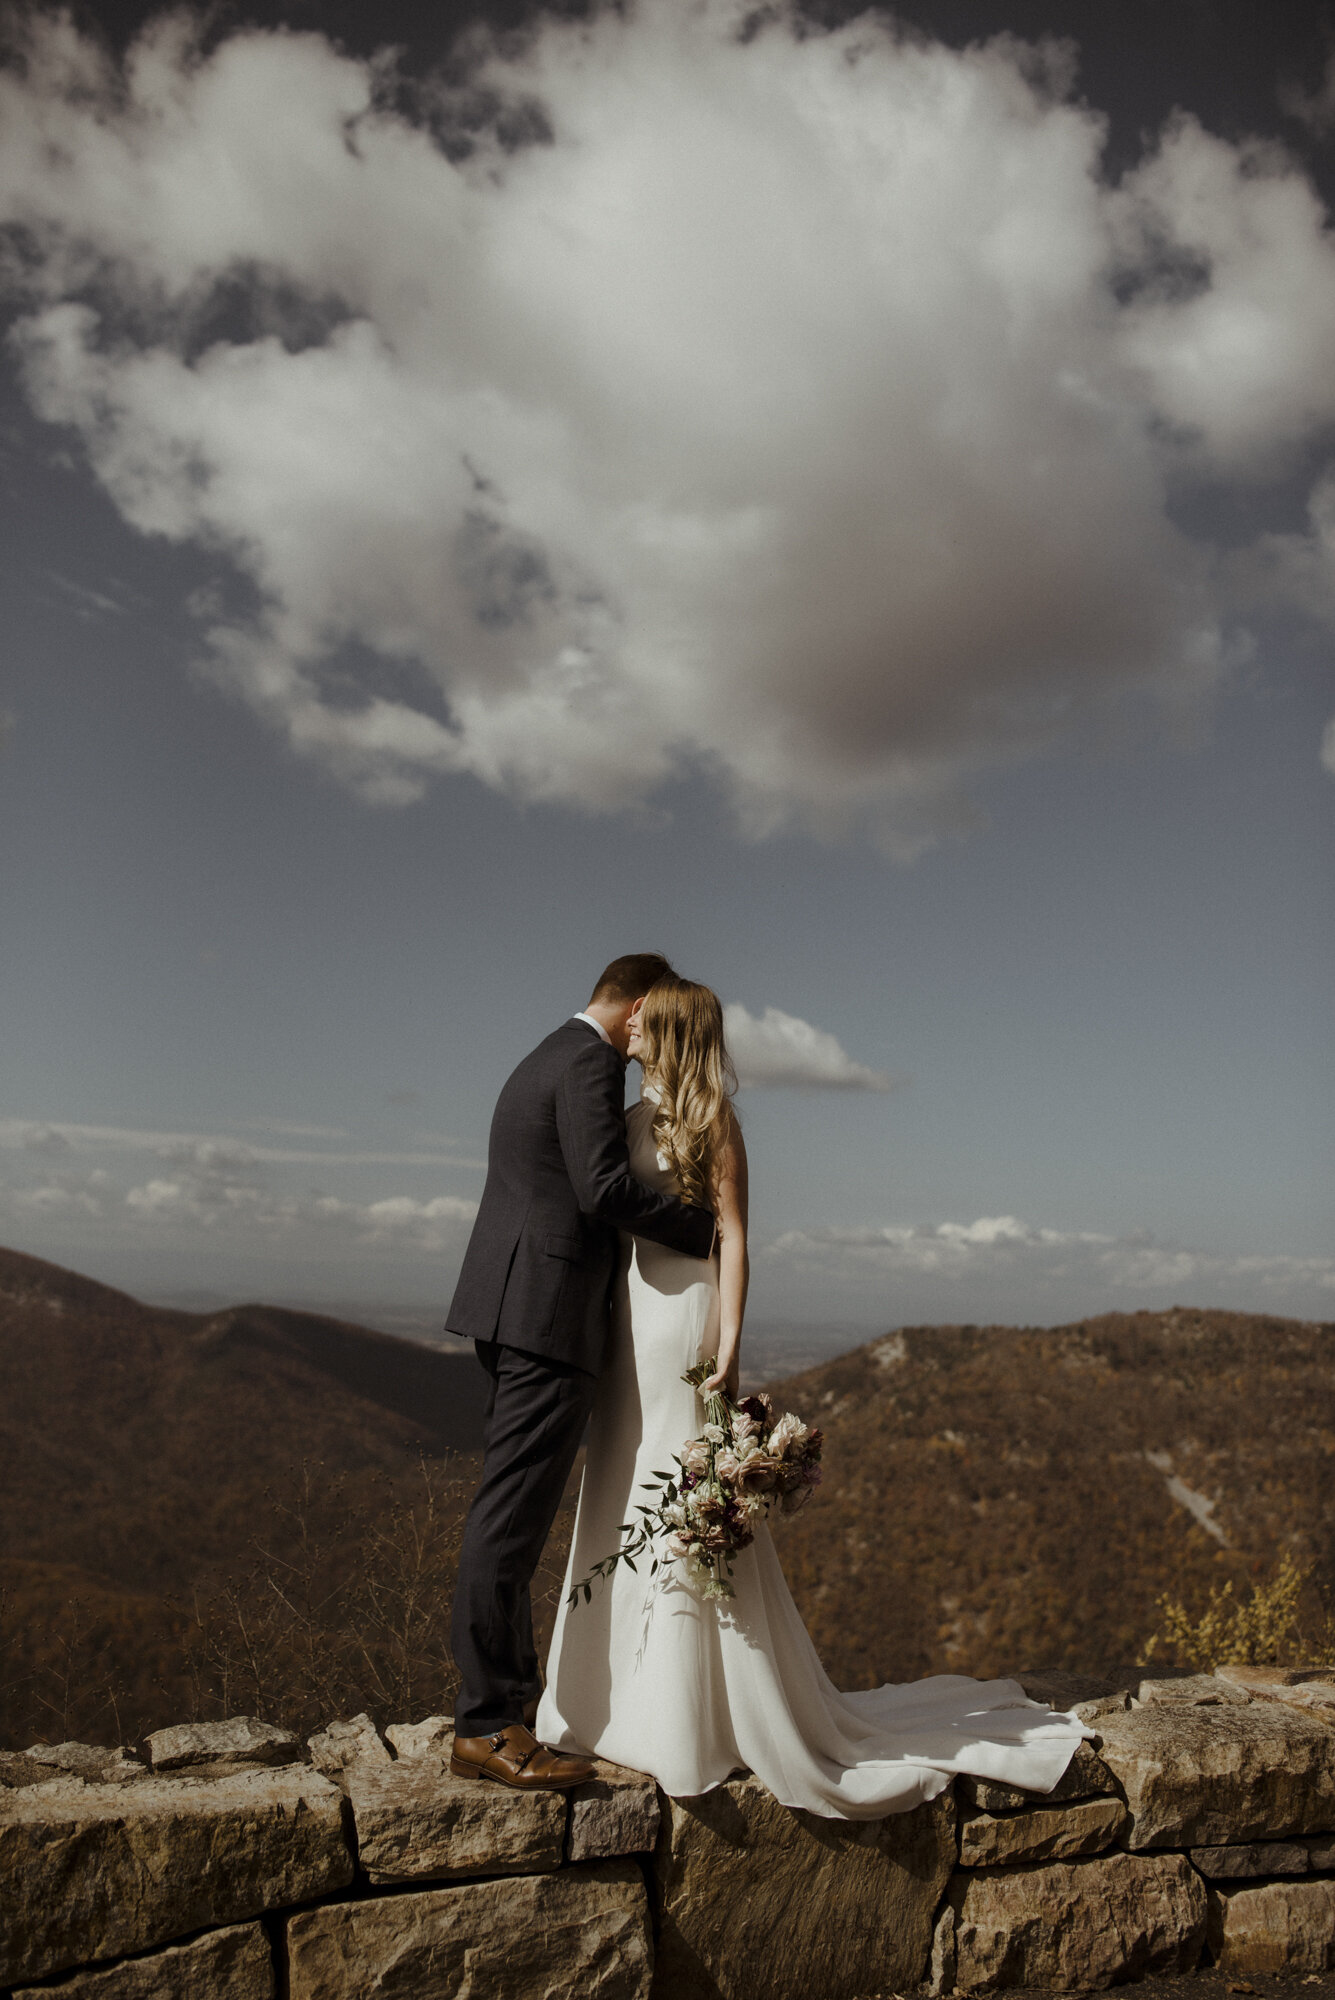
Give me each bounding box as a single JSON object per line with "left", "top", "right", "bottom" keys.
{"left": 445, "top": 952, "right": 717, "bottom": 1790}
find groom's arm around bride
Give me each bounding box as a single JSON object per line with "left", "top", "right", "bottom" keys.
{"left": 445, "top": 952, "right": 715, "bottom": 1790}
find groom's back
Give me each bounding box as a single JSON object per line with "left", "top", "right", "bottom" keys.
{"left": 444, "top": 1020, "right": 624, "bottom": 1371}
{"left": 486, "top": 1020, "right": 615, "bottom": 1203}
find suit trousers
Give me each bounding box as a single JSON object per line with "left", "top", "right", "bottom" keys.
{"left": 451, "top": 1338, "right": 598, "bottom": 1736}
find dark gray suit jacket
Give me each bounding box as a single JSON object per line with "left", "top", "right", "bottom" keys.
{"left": 445, "top": 1018, "right": 716, "bottom": 1375}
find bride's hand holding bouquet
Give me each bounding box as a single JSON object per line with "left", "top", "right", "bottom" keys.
{"left": 568, "top": 1356, "right": 824, "bottom": 1607}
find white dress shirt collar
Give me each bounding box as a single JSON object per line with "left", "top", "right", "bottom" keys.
{"left": 571, "top": 1009, "right": 613, "bottom": 1046}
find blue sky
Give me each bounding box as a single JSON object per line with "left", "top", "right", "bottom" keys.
{"left": 1, "top": 0, "right": 1332, "bottom": 1341}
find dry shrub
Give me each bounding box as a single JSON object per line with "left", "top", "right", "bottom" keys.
{"left": 183, "top": 1456, "right": 468, "bottom": 1738}
{"left": 0, "top": 1570, "right": 186, "bottom": 1750}
{"left": 2, "top": 1449, "right": 578, "bottom": 1750}
{"left": 1144, "top": 1551, "right": 1335, "bottom": 1670}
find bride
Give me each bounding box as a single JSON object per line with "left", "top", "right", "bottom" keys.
{"left": 537, "top": 975, "right": 1089, "bottom": 1818}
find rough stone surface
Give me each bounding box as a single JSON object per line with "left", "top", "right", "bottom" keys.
{"left": 305, "top": 1712, "right": 390, "bottom": 1779}
{"left": 0, "top": 1765, "right": 352, "bottom": 1986}
{"left": 569, "top": 1761, "right": 661, "bottom": 1861}
{"left": 286, "top": 1860, "right": 651, "bottom": 2000}
{"left": 1211, "top": 1877, "right": 1335, "bottom": 1973}
{"left": 1094, "top": 1700, "right": 1335, "bottom": 1849}
{"left": 1209, "top": 1665, "right": 1335, "bottom": 1715}
{"left": 1190, "top": 1839, "right": 1312, "bottom": 1879}
{"left": 347, "top": 1752, "right": 565, "bottom": 1882}
{"left": 958, "top": 1793, "right": 1128, "bottom": 1867}
{"left": 1015, "top": 1668, "right": 1139, "bottom": 1723}
{"left": 653, "top": 1773, "right": 955, "bottom": 2000}
{"left": 11, "top": 1922, "right": 274, "bottom": 1999}
{"left": 936, "top": 1850, "right": 1207, "bottom": 1993}
{"left": 1137, "top": 1673, "right": 1251, "bottom": 1706}
{"left": 144, "top": 1718, "right": 300, "bottom": 1772}
{"left": 0, "top": 1754, "right": 40, "bottom": 1788}
{"left": 22, "top": 1744, "right": 150, "bottom": 1784}
{"left": 1309, "top": 1834, "right": 1335, "bottom": 1869}
{"left": 384, "top": 1715, "right": 453, "bottom": 1759}
{"left": 1277, "top": 1681, "right": 1335, "bottom": 1710}
{"left": 929, "top": 1898, "right": 957, "bottom": 1996}
{"left": 0, "top": 1752, "right": 148, "bottom": 1800}
{"left": 1215, "top": 1664, "right": 1335, "bottom": 1692}
{"left": 956, "top": 1738, "right": 1117, "bottom": 1813}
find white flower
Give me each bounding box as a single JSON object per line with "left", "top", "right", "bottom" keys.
{"left": 770, "top": 1411, "right": 810, "bottom": 1457}
{"left": 702, "top": 1422, "right": 727, "bottom": 1444}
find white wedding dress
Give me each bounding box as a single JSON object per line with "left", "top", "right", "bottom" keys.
{"left": 537, "top": 1094, "right": 1090, "bottom": 1818}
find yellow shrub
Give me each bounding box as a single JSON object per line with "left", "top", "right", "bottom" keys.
{"left": 1145, "top": 1552, "right": 1335, "bottom": 1670}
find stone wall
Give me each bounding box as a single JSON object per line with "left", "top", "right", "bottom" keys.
{"left": 2, "top": 1665, "right": 1333, "bottom": 1998}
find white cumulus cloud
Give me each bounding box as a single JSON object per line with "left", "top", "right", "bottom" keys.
{"left": 724, "top": 1004, "right": 893, "bottom": 1090}
{"left": 121, "top": 1169, "right": 477, "bottom": 1251}
{"left": 2, "top": 5, "right": 1335, "bottom": 846}
{"left": 0, "top": 1116, "right": 479, "bottom": 1171}
{"left": 0, "top": 1111, "right": 480, "bottom": 1266}
{"left": 762, "top": 1215, "right": 1335, "bottom": 1318}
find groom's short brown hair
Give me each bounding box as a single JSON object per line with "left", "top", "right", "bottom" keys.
{"left": 590, "top": 952, "right": 675, "bottom": 1004}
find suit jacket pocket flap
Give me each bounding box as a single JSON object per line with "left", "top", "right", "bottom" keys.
{"left": 544, "top": 1232, "right": 582, "bottom": 1261}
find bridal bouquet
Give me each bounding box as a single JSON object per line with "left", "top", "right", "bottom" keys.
{"left": 569, "top": 1359, "right": 824, "bottom": 1606}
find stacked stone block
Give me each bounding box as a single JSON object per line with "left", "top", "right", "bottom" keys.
{"left": 930, "top": 1665, "right": 1335, "bottom": 1991}
{"left": 2, "top": 1663, "right": 1333, "bottom": 1998}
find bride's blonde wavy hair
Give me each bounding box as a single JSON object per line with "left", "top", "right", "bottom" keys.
{"left": 638, "top": 978, "right": 738, "bottom": 1211}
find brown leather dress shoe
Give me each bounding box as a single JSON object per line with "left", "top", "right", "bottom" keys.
{"left": 450, "top": 1723, "right": 593, "bottom": 1792}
